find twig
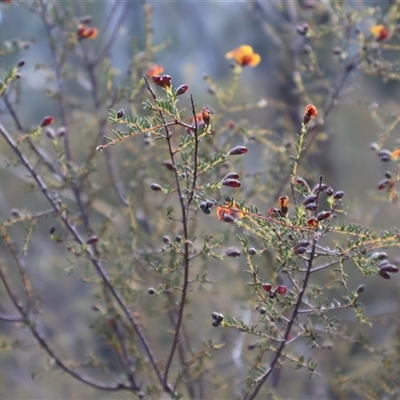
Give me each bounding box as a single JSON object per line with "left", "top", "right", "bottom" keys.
{"left": 0, "top": 312, "right": 23, "bottom": 323}
{"left": 0, "top": 120, "right": 165, "bottom": 392}
{"left": 0, "top": 265, "right": 128, "bottom": 391}
{"left": 143, "top": 77, "right": 191, "bottom": 392}
{"left": 245, "top": 237, "right": 318, "bottom": 400}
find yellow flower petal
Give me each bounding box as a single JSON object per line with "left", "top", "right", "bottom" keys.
{"left": 248, "top": 53, "right": 261, "bottom": 67}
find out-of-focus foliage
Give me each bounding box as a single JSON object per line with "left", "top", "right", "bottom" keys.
{"left": 1, "top": 1, "right": 400, "bottom": 399}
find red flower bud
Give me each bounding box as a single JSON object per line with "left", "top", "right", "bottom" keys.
{"left": 175, "top": 84, "right": 188, "bottom": 96}
{"left": 378, "top": 269, "right": 391, "bottom": 279}
{"left": 317, "top": 211, "right": 331, "bottom": 221}
{"left": 307, "top": 217, "right": 319, "bottom": 228}
{"left": 162, "top": 160, "right": 174, "bottom": 170}
{"left": 378, "top": 178, "right": 390, "bottom": 190}
{"left": 262, "top": 283, "right": 272, "bottom": 292}
{"left": 228, "top": 146, "right": 248, "bottom": 155}
{"left": 152, "top": 74, "right": 172, "bottom": 89}
{"left": 378, "top": 149, "right": 392, "bottom": 162}
{"left": 326, "top": 187, "right": 334, "bottom": 196}
{"left": 152, "top": 75, "right": 163, "bottom": 86}
{"left": 222, "top": 178, "right": 241, "bottom": 188}
{"left": 150, "top": 183, "right": 162, "bottom": 191}
{"left": 225, "top": 247, "right": 241, "bottom": 257}
{"left": 305, "top": 202, "right": 317, "bottom": 211}
{"left": 276, "top": 285, "right": 287, "bottom": 295}
{"left": 116, "top": 109, "right": 125, "bottom": 118}
{"left": 302, "top": 194, "right": 317, "bottom": 206}
{"left": 303, "top": 104, "right": 318, "bottom": 125}
{"left": 40, "top": 116, "right": 54, "bottom": 127}
{"left": 86, "top": 236, "right": 98, "bottom": 245}
{"left": 312, "top": 183, "right": 328, "bottom": 193}
{"left": 333, "top": 191, "right": 344, "bottom": 200}
{"left": 162, "top": 74, "right": 172, "bottom": 88}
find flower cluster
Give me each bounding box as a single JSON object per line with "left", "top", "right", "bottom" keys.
{"left": 77, "top": 24, "right": 98, "bottom": 40}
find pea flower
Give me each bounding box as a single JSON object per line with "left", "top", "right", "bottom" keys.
{"left": 77, "top": 24, "right": 98, "bottom": 40}
{"left": 225, "top": 45, "right": 261, "bottom": 67}
{"left": 370, "top": 25, "right": 390, "bottom": 41}
{"left": 145, "top": 65, "right": 164, "bottom": 78}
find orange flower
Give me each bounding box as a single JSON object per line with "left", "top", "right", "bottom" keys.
{"left": 225, "top": 45, "right": 261, "bottom": 67}
{"left": 303, "top": 104, "right": 318, "bottom": 125}
{"left": 216, "top": 201, "right": 244, "bottom": 221}
{"left": 191, "top": 112, "right": 204, "bottom": 124}
{"left": 392, "top": 149, "right": 400, "bottom": 159}
{"left": 77, "top": 24, "right": 98, "bottom": 40}
{"left": 370, "top": 24, "right": 390, "bottom": 41}
{"left": 146, "top": 65, "right": 164, "bottom": 78}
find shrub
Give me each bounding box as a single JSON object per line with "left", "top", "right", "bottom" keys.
{"left": 1, "top": 1, "right": 400, "bottom": 399}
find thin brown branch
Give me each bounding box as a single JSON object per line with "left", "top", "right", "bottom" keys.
{"left": 0, "top": 312, "right": 23, "bottom": 323}
{"left": 0, "top": 265, "right": 127, "bottom": 391}
{"left": 143, "top": 77, "right": 190, "bottom": 393}
{"left": 245, "top": 237, "right": 318, "bottom": 400}
{"left": 0, "top": 120, "right": 165, "bottom": 392}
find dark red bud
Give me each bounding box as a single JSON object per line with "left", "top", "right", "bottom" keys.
{"left": 86, "top": 236, "right": 98, "bottom": 245}
{"left": 228, "top": 146, "right": 248, "bottom": 155}
{"left": 385, "top": 171, "right": 392, "bottom": 179}
{"left": 302, "top": 194, "right": 317, "bottom": 206}
{"left": 378, "top": 269, "right": 391, "bottom": 279}
{"left": 312, "top": 183, "right": 328, "bottom": 193}
{"left": 379, "top": 263, "right": 398, "bottom": 273}
{"left": 276, "top": 285, "right": 287, "bottom": 295}
{"left": 17, "top": 59, "right": 25, "bottom": 68}
{"left": 378, "top": 179, "right": 390, "bottom": 190}
{"left": 262, "top": 283, "right": 272, "bottom": 292}
{"left": 162, "top": 74, "right": 172, "bottom": 88}
{"left": 40, "top": 116, "right": 54, "bottom": 127}
{"left": 305, "top": 202, "right": 317, "bottom": 211}
{"left": 222, "top": 178, "right": 241, "bottom": 188}
{"left": 225, "top": 247, "right": 241, "bottom": 257}
{"left": 378, "top": 149, "right": 392, "bottom": 162}
{"left": 116, "top": 109, "right": 125, "bottom": 118}
{"left": 356, "top": 284, "right": 365, "bottom": 294}
{"left": 317, "top": 211, "right": 331, "bottom": 221}
{"left": 333, "top": 191, "right": 344, "bottom": 200}
{"left": 326, "top": 187, "right": 334, "bottom": 196}
{"left": 150, "top": 183, "right": 162, "bottom": 191}
{"left": 162, "top": 160, "right": 174, "bottom": 170}
{"left": 248, "top": 247, "right": 256, "bottom": 255}
{"left": 152, "top": 75, "right": 163, "bottom": 87}
{"left": 307, "top": 217, "right": 319, "bottom": 228}
{"left": 175, "top": 84, "right": 188, "bottom": 96}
